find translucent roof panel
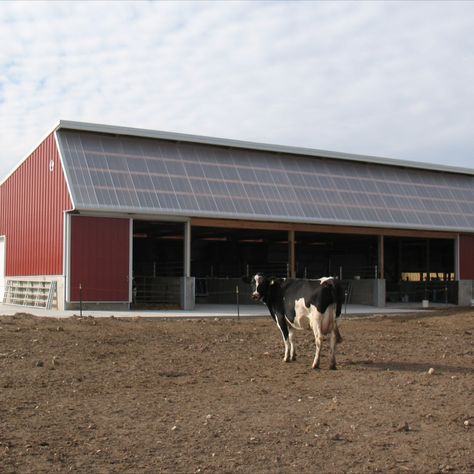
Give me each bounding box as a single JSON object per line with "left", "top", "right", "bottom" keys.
{"left": 57, "top": 130, "right": 474, "bottom": 232}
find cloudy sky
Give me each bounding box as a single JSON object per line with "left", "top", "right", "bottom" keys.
{"left": 1, "top": 1, "right": 473, "bottom": 181}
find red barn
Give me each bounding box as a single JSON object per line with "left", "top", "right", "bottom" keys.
{"left": 1, "top": 121, "right": 473, "bottom": 310}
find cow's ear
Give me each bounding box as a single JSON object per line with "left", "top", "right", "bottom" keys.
{"left": 242, "top": 276, "right": 251, "bottom": 284}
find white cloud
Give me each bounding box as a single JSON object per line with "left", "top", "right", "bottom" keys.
{"left": 1, "top": 0, "right": 473, "bottom": 181}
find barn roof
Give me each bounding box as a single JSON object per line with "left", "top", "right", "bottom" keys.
{"left": 54, "top": 120, "right": 474, "bottom": 232}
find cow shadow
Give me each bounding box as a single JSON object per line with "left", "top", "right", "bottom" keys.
{"left": 346, "top": 359, "right": 474, "bottom": 375}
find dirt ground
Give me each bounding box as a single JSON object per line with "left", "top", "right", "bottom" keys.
{"left": 0, "top": 308, "right": 473, "bottom": 474}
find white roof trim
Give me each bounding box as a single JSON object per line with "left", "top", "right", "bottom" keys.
{"left": 55, "top": 119, "right": 474, "bottom": 177}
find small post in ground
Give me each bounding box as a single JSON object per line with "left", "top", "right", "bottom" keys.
{"left": 79, "top": 283, "right": 83, "bottom": 318}
{"left": 236, "top": 285, "right": 240, "bottom": 320}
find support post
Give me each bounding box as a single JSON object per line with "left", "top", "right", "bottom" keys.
{"left": 378, "top": 235, "right": 384, "bottom": 279}
{"left": 454, "top": 235, "right": 460, "bottom": 280}
{"left": 426, "top": 238, "right": 430, "bottom": 281}
{"left": 236, "top": 285, "right": 240, "bottom": 320}
{"left": 184, "top": 221, "right": 191, "bottom": 278}
{"left": 288, "top": 230, "right": 295, "bottom": 278}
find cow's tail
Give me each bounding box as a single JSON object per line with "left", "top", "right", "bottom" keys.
{"left": 335, "top": 281, "right": 345, "bottom": 318}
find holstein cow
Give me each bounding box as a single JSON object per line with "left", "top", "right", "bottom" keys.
{"left": 245, "top": 274, "right": 344, "bottom": 370}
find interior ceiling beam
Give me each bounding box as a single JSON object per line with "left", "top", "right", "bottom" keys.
{"left": 191, "top": 217, "right": 457, "bottom": 240}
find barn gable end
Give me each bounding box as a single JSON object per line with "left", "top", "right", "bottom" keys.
{"left": 0, "top": 132, "right": 73, "bottom": 276}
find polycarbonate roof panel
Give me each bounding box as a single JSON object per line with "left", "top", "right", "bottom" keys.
{"left": 57, "top": 130, "right": 474, "bottom": 231}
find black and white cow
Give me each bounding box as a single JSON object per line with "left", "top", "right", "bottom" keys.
{"left": 245, "top": 274, "right": 344, "bottom": 370}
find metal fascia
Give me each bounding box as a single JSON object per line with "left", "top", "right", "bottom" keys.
{"left": 64, "top": 213, "right": 71, "bottom": 303}
{"left": 69, "top": 204, "right": 474, "bottom": 234}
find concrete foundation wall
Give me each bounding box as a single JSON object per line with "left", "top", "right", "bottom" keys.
{"left": 198, "top": 278, "right": 387, "bottom": 308}
{"left": 458, "top": 280, "right": 473, "bottom": 306}
{"left": 181, "top": 277, "right": 195, "bottom": 310}
{"left": 65, "top": 302, "right": 130, "bottom": 311}
{"left": 349, "top": 279, "right": 385, "bottom": 307}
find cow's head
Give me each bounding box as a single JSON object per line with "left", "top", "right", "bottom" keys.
{"left": 243, "top": 273, "right": 273, "bottom": 302}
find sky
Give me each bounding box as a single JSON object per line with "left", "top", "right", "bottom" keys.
{"left": 1, "top": 0, "right": 473, "bottom": 182}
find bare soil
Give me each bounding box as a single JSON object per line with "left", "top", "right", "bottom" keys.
{"left": 0, "top": 308, "right": 473, "bottom": 473}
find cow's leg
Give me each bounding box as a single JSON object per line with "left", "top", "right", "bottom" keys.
{"left": 335, "top": 322, "right": 343, "bottom": 344}
{"left": 275, "top": 315, "right": 291, "bottom": 362}
{"left": 309, "top": 309, "right": 322, "bottom": 370}
{"left": 288, "top": 327, "right": 296, "bottom": 361}
{"left": 329, "top": 325, "right": 337, "bottom": 370}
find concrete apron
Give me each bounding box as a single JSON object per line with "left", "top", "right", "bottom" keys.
{"left": 0, "top": 302, "right": 456, "bottom": 320}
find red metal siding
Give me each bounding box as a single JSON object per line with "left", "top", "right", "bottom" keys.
{"left": 460, "top": 235, "right": 474, "bottom": 279}
{"left": 70, "top": 216, "right": 130, "bottom": 302}
{"left": 0, "top": 133, "right": 73, "bottom": 275}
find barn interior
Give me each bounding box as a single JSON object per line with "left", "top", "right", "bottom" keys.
{"left": 132, "top": 219, "right": 456, "bottom": 306}
{"left": 191, "top": 226, "right": 289, "bottom": 278}
{"left": 384, "top": 236, "right": 456, "bottom": 303}
{"left": 133, "top": 220, "right": 185, "bottom": 277}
